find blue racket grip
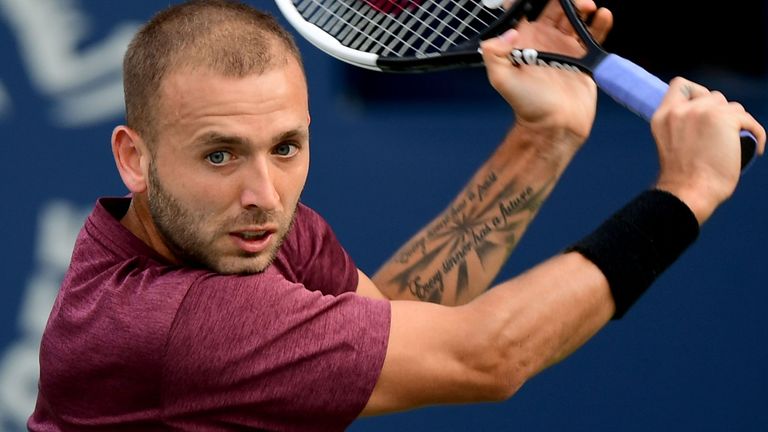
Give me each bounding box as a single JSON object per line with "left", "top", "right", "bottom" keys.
{"left": 593, "top": 54, "right": 757, "bottom": 172}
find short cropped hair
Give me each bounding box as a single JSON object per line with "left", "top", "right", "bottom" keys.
{"left": 123, "top": 0, "right": 302, "bottom": 145}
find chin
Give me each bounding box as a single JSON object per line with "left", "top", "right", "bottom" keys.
{"left": 211, "top": 255, "right": 275, "bottom": 275}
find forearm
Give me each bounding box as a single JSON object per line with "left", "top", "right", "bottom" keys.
{"left": 365, "top": 252, "right": 614, "bottom": 415}
{"left": 468, "top": 188, "right": 701, "bottom": 390}
{"left": 373, "top": 124, "right": 584, "bottom": 305}
{"left": 470, "top": 252, "right": 614, "bottom": 383}
{"left": 366, "top": 189, "right": 701, "bottom": 414}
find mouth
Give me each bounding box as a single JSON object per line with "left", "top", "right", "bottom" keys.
{"left": 230, "top": 228, "right": 276, "bottom": 253}
{"left": 237, "top": 231, "right": 268, "bottom": 240}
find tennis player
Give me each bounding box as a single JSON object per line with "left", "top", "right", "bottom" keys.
{"left": 28, "top": 0, "right": 764, "bottom": 430}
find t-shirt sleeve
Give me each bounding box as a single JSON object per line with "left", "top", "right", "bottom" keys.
{"left": 160, "top": 273, "right": 390, "bottom": 431}
{"left": 274, "top": 204, "right": 359, "bottom": 296}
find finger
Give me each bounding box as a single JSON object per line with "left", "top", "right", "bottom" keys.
{"left": 575, "top": 0, "right": 598, "bottom": 16}
{"left": 569, "top": 0, "right": 598, "bottom": 30}
{"left": 480, "top": 29, "right": 519, "bottom": 54}
{"left": 686, "top": 90, "right": 729, "bottom": 108}
{"left": 479, "top": 29, "right": 520, "bottom": 64}
{"left": 665, "top": 77, "right": 710, "bottom": 104}
{"left": 708, "top": 90, "right": 728, "bottom": 104}
{"left": 587, "top": 7, "right": 613, "bottom": 44}
{"left": 739, "top": 111, "right": 767, "bottom": 155}
{"left": 719, "top": 102, "right": 766, "bottom": 159}
{"left": 720, "top": 100, "right": 766, "bottom": 156}
{"left": 688, "top": 94, "right": 766, "bottom": 158}
{"left": 551, "top": 0, "right": 597, "bottom": 35}
{"left": 538, "top": 0, "right": 573, "bottom": 34}
{"left": 538, "top": 0, "right": 566, "bottom": 24}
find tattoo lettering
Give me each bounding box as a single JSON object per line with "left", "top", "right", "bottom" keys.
{"left": 389, "top": 172, "right": 552, "bottom": 304}
{"left": 407, "top": 271, "right": 444, "bottom": 303}
{"left": 499, "top": 186, "right": 537, "bottom": 226}
{"left": 396, "top": 236, "right": 427, "bottom": 264}
{"left": 421, "top": 199, "right": 469, "bottom": 246}
{"left": 474, "top": 171, "right": 497, "bottom": 203}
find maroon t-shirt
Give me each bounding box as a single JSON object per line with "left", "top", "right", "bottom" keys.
{"left": 29, "top": 197, "right": 391, "bottom": 431}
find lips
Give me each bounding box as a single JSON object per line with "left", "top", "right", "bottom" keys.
{"left": 230, "top": 228, "right": 276, "bottom": 253}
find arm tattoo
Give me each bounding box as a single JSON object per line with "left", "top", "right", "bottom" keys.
{"left": 388, "top": 172, "right": 551, "bottom": 304}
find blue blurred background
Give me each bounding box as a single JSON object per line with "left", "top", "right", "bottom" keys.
{"left": 0, "top": 1, "right": 765, "bottom": 430}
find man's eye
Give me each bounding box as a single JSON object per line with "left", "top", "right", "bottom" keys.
{"left": 273, "top": 143, "right": 299, "bottom": 157}
{"left": 206, "top": 151, "right": 233, "bottom": 165}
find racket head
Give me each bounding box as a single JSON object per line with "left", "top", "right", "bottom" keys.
{"left": 275, "top": 0, "right": 540, "bottom": 72}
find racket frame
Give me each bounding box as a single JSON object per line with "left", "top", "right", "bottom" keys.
{"left": 276, "top": 0, "right": 757, "bottom": 169}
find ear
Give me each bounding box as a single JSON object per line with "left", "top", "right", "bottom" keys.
{"left": 112, "top": 125, "right": 150, "bottom": 193}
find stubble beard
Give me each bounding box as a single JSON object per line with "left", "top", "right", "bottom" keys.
{"left": 146, "top": 161, "right": 295, "bottom": 274}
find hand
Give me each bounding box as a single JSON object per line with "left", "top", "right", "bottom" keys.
{"left": 480, "top": 0, "right": 612, "bottom": 141}
{"left": 653, "top": 77, "right": 766, "bottom": 224}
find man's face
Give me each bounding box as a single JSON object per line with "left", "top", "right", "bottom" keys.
{"left": 146, "top": 58, "right": 310, "bottom": 274}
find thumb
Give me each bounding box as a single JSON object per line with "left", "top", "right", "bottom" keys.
{"left": 480, "top": 29, "right": 519, "bottom": 61}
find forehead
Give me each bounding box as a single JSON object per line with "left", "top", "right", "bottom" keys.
{"left": 155, "top": 59, "right": 308, "bottom": 138}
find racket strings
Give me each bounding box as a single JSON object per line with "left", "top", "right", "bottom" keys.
{"left": 293, "top": 0, "right": 504, "bottom": 58}
{"left": 298, "top": 0, "right": 440, "bottom": 55}
{"left": 353, "top": 0, "right": 493, "bottom": 54}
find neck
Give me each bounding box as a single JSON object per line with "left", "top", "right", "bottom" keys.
{"left": 121, "top": 195, "right": 180, "bottom": 264}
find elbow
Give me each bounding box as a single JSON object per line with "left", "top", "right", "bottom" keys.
{"left": 460, "top": 336, "right": 532, "bottom": 403}
{"left": 476, "top": 374, "right": 526, "bottom": 403}
{"left": 480, "top": 357, "right": 529, "bottom": 402}
{"left": 449, "top": 308, "right": 537, "bottom": 403}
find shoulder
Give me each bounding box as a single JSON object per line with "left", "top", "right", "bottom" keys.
{"left": 164, "top": 272, "right": 391, "bottom": 429}
{"left": 292, "top": 202, "right": 331, "bottom": 233}
{"left": 275, "top": 203, "right": 358, "bottom": 294}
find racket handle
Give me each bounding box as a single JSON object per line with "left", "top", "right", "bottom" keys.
{"left": 593, "top": 54, "right": 758, "bottom": 172}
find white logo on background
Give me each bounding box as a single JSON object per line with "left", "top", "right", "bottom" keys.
{"left": 0, "top": 0, "right": 140, "bottom": 126}
{"left": 0, "top": 81, "right": 9, "bottom": 118}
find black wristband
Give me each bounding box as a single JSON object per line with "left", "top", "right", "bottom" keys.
{"left": 566, "top": 189, "right": 700, "bottom": 319}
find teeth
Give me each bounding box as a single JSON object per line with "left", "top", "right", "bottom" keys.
{"left": 240, "top": 231, "right": 266, "bottom": 240}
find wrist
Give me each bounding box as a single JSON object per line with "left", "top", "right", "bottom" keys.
{"left": 565, "top": 189, "right": 700, "bottom": 319}
{"left": 653, "top": 180, "right": 717, "bottom": 226}
{"left": 507, "top": 121, "right": 587, "bottom": 166}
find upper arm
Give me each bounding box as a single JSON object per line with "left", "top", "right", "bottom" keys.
{"left": 355, "top": 268, "right": 511, "bottom": 415}
{"left": 357, "top": 252, "right": 613, "bottom": 416}
{"left": 360, "top": 299, "right": 509, "bottom": 416}
{"left": 356, "top": 269, "right": 388, "bottom": 300}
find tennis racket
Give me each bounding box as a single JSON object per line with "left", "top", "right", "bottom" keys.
{"left": 275, "top": 0, "right": 758, "bottom": 170}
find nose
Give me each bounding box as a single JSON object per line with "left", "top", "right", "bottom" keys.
{"left": 240, "top": 156, "right": 280, "bottom": 212}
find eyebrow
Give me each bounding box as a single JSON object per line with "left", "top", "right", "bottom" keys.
{"left": 275, "top": 128, "right": 309, "bottom": 143}
{"left": 190, "top": 132, "right": 250, "bottom": 151}
{"left": 190, "top": 128, "right": 309, "bottom": 150}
